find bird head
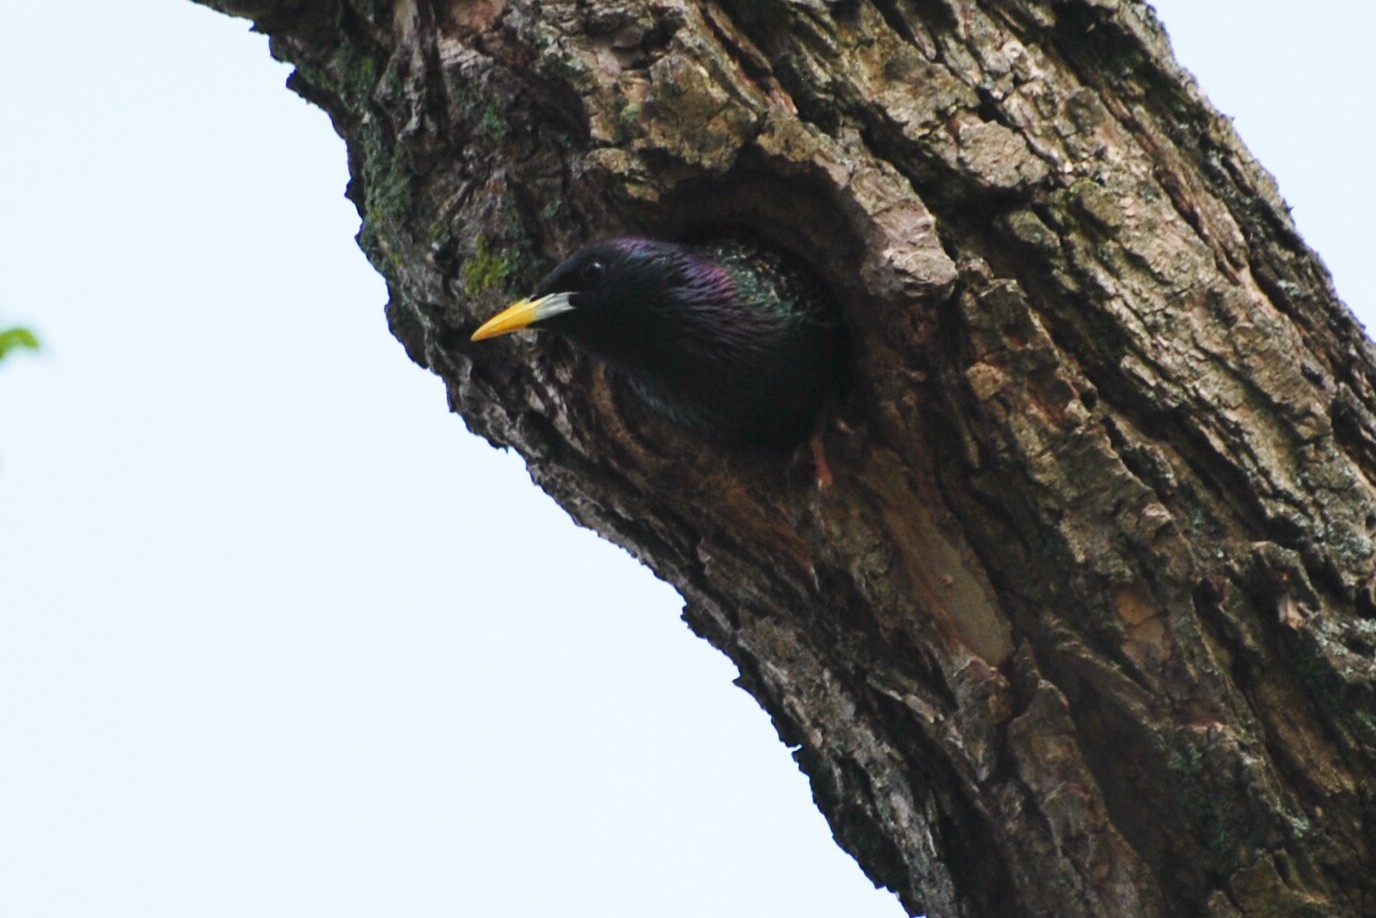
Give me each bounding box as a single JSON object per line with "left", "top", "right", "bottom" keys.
{"left": 467, "top": 236, "right": 737, "bottom": 352}
{"left": 470, "top": 238, "right": 704, "bottom": 344}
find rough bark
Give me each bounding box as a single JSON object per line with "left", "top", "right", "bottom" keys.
{"left": 194, "top": 0, "right": 1376, "bottom": 914}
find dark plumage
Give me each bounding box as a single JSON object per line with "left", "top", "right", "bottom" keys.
{"left": 471, "top": 237, "right": 841, "bottom": 448}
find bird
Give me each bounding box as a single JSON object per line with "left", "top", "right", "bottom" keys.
{"left": 470, "top": 237, "right": 843, "bottom": 477}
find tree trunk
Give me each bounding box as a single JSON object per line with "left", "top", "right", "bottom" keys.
{"left": 194, "top": 0, "right": 1376, "bottom": 914}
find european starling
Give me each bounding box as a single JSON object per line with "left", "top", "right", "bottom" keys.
{"left": 471, "top": 237, "right": 842, "bottom": 454}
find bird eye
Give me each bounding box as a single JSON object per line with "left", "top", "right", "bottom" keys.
{"left": 579, "top": 260, "right": 606, "bottom": 285}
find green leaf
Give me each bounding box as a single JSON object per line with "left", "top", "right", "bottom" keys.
{"left": 0, "top": 326, "right": 40, "bottom": 361}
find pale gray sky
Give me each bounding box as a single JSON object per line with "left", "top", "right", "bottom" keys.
{"left": 1, "top": 3, "right": 1371, "bottom": 917}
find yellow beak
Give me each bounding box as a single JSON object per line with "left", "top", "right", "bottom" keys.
{"left": 471, "top": 292, "right": 575, "bottom": 341}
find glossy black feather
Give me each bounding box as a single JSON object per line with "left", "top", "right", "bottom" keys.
{"left": 520, "top": 237, "right": 840, "bottom": 446}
